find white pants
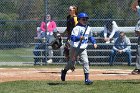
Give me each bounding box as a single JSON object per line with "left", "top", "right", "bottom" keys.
{"left": 136, "top": 45, "right": 140, "bottom": 69}
{"left": 64, "top": 46, "right": 89, "bottom": 73}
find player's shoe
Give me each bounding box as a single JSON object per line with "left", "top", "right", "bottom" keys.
{"left": 131, "top": 69, "right": 140, "bottom": 75}
{"left": 47, "top": 59, "right": 53, "bottom": 64}
{"left": 111, "top": 40, "right": 114, "bottom": 43}
{"left": 105, "top": 41, "right": 110, "bottom": 44}
{"left": 61, "top": 69, "right": 66, "bottom": 81}
{"left": 85, "top": 80, "right": 93, "bottom": 85}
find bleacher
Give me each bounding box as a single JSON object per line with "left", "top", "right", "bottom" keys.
{"left": 21, "top": 27, "right": 138, "bottom": 66}
{"left": 52, "top": 27, "right": 138, "bottom": 66}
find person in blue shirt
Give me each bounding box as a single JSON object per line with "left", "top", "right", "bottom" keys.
{"left": 61, "top": 12, "right": 97, "bottom": 85}
{"left": 109, "top": 32, "right": 132, "bottom": 66}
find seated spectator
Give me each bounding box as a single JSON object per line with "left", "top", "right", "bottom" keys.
{"left": 100, "top": 20, "right": 120, "bottom": 43}
{"left": 40, "top": 14, "right": 57, "bottom": 64}
{"left": 109, "top": 32, "right": 132, "bottom": 66}
{"left": 33, "top": 27, "right": 45, "bottom": 65}
{"left": 33, "top": 14, "right": 57, "bottom": 65}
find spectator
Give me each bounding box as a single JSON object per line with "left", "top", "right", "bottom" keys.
{"left": 109, "top": 32, "right": 132, "bottom": 66}
{"left": 33, "top": 14, "right": 57, "bottom": 65}
{"left": 33, "top": 27, "right": 44, "bottom": 65}
{"left": 131, "top": 0, "right": 140, "bottom": 74}
{"left": 40, "top": 14, "right": 57, "bottom": 64}
{"left": 100, "top": 20, "right": 120, "bottom": 43}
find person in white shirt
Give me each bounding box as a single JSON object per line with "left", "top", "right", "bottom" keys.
{"left": 61, "top": 12, "right": 97, "bottom": 85}
{"left": 100, "top": 21, "right": 120, "bottom": 43}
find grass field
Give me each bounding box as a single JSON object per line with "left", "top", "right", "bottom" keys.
{"left": 0, "top": 80, "right": 140, "bottom": 93}
{"left": 0, "top": 47, "right": 139, "bottom": 93}
{"left": 0, "top": 47, "right": 34, "bottom": 62}
{"left": 0, "top": 65, "right": 135, "bottom": 69}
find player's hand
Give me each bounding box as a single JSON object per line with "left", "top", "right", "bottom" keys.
{"left": 94, "top": 44, "right": 97, "bottom": 49}
{"left": 80, "top": 36, "right": 85, "bottom": 41}
{"left": 118, "top": 50, "right": 123, "bottom": 54}
{"left": 104, "top": 38, "right": 110, "bottom": 41}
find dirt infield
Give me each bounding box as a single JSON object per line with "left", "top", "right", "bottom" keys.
{"left": 0, "top": 68, "right": 140, "bottom": 82}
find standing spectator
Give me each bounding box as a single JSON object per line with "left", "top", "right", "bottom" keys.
{"left": 62, "top": 5, "right": 78, "bottom": 60}
{"left": 61, "top": 13, "right": 97, "bottom": 85}
{"left": 131, "top": 0, "right": 140, "bottom": 74}
{"left": 100, "top": 20, "right": 120, "bottom": 43}
{"left": 109, "top": 32, "right": 132, "bottom": 66}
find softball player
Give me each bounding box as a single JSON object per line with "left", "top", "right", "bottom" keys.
{"left": 132, "top": 23, "right": 140, "bottom": 74}
{"left": 131, "top": 0, "right": 140, "bottom": 74}
{"left": 61, "top": 12, "right": 97, "bottom": 85}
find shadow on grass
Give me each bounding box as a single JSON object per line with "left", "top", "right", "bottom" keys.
{"left": 47, "top": 82, "right": 68, "bottom": 86}
{"left": 47, "top": 81, "right": 83, "bottom": 86}
{"left": 122, "top": 81, "right": 140, "bottom": 84}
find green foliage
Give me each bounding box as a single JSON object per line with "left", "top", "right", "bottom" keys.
{"left": 0, "top": 0, "right": 137, "bottom": 21}
{"left": 0, "top": 1, "right": 16, "bottom": 14}
{"left": 0, "top": 0, "right": 138, "bottom": 47}
{"left": 0, "top": 13, "right": 17, "bottom": 43}
{"left": 0, "top": 13, "right": 11, "bottom": 20}
{"left": 8, "top": 13, "right": 18, "bottom": 20}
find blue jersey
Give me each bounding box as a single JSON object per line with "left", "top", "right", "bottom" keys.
{"left": 70, "top": 23, "right": 96, "bottom": 49}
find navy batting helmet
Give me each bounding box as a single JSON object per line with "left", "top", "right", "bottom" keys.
{"left": 78, "top": 12, "right": 89, "bottom": 19}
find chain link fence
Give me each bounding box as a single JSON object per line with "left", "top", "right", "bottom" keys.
{"left": 0, "top": 0, "right": 138, "bottom": 66}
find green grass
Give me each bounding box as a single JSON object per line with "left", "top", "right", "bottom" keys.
{"left": 0, "top": 80, "right": 140, "bottom": 93}
{"left": 0, "top": 47, "right": 34, "bottom": 62}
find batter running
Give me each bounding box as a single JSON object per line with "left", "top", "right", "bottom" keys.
{"left": 61, "top": 12, "right": 97, "bottom": 85}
